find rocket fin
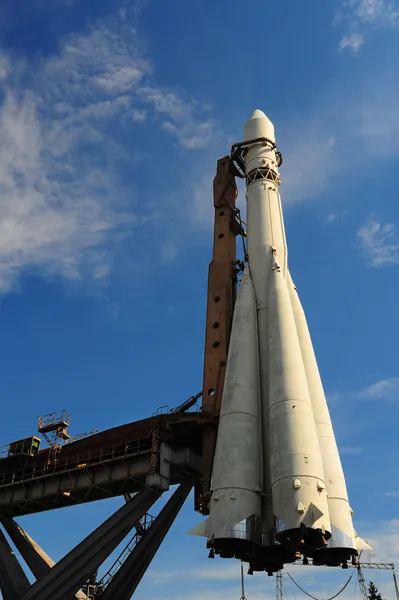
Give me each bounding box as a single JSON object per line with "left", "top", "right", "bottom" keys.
{"left": 302, "top": 502, "right": 324, "bottom": 528}
{"left": 354, "top": 531, "right": 373, "bottom": 551}
{"left": 188, "top": 519, "right": 208, "bottom": 537}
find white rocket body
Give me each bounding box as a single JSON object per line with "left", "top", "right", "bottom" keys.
{"left": 205, "top": 268, "right": 262, "bottom": 556}
{"left": 191, "top": 110, "right": 369, "bottom": 571}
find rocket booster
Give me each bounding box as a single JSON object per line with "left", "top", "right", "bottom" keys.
{"left": 191, "top": 110, "right": 370, "bottom": 572}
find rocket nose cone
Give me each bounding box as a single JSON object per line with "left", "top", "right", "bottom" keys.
{"left": 248, "top": 109, "right": 268, "bottom": 120}
{"left": 244, "top": 109, "right": 275, "bottom": 143}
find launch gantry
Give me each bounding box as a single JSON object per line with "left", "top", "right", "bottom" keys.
{"left": 0, "top": 110, "right": 376, "bottom": 599}
{"left": 0, "top": 151, "right": 241, "bottom": 600}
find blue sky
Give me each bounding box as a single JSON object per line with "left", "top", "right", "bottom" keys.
{"left": 0, "top": 0, "right": 399, "bottom": 598}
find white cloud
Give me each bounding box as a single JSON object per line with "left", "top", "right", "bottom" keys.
{"left": 363, "top": 519, "right": 399, "bottom": 563}
{"left": 384, "top": 490, "right": 399, "bottom": 498}
{"left": 132, "top": 108, "right": 147, "bottom": 122}
{"left": 193, "top": 564, "right": 241, "bottom": 581}
{"left": 357, "top": 377, "right": 399, "bottom": 400}
{"left": 94, "top": 66, "right": 145, "bottom": 91}
{"left": 0, "top": 9, "right": 217, "bottom": 292}
{"left": 161, "top": 243, "right": 178, "bottom": 262}
{"left": 330, "top": 377, "right": 399, "bottom": 405}
{"left": 357, "top": 216, "right": 399, "bottom": 267}
{"left": 39, "top": 19, "right": 215, "bottom": 155}
{"left": 340, "top": 446, "right": 363, "bottom": 454}
{"left": 280, "top": 130, "right": 339, "bottom": 205}
{"left": 146, "top": 570, "right": 180, "bottom": 585}
{"left": 0, "top": 90, "right": 137, "bottom": 291}
{"left": 353, "top": 0, "right": 399, "bottom": 25}
{"left": 326, "top": 211, "right": 347, "bottom": 223}
{"left": 138, "top": 87, "right": 216, "bottom": 149}
{"left": 0, "top": 54, "right": 8, "bottom": 80}
{"left": 339, "top": 32, "right": 365, "bottom": 50}
{"left": 338, "top": 0, "right": 399, "bottom": 50}
{"left": 275, "top": 62, "right": 399, "bottom": 205}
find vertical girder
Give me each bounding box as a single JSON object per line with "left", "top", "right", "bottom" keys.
{"left": 201, "top": 156, "right": 239, "bottom": 504}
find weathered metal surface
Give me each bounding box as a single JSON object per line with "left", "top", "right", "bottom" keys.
{"left": 101, "top": 480, "right": 194, "bottom": 600}
{"left": 0, "top": 529, "right": 31, "bottom": 600}
{"left": 0, "top": 443, "right": 201, "bottom": 517}
{"left": 0, "top": 413, "right": 204, "bottom": 516}
{"left": 0, "top": 518, "right": 88, "bottom": 599}
{"left": 0, "top": 412, "right": 203, "bottom": 475}
{"left": 19, "top": 488, "right": 161, "bottom": 600}
{"left": 201, "top": 156, "right": 239, "bottom": 505}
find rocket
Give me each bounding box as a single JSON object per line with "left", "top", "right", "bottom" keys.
{"left": 191, "top": 110, "right": 370, "bottom": 573}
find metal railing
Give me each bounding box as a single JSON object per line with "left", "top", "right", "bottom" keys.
{"left": 37, "top": 409, "right": 71, "bottom": 430}
{"left": 0, "top": 436, "right": 152, "bottom": 488}
{"left": 0, "top": 445, "right": 9, "bottom": 460}
{"left": 97, "top": 513, "right": 155, "bottom": 590}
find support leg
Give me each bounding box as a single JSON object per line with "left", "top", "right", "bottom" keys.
{"left": 101, "top": 480, "right": 194, "bottom": 600}
{"left": 0, "top": 529, "right": 30, "bottom": 600}
{"left": 1, "top": 516, "right": 54, "bottom": 579}
{"left": 20, "top": 486, "right": 161, "bottom": 600}
{"left": 0, "top": 517, "right": 87, "bottom": 599}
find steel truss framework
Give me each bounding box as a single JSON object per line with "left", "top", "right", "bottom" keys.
{"left": 0, "top": 155, "right": 242, "bottom": 599}
{"left": 0, "top": 481, "right": 194, "bottom": 600}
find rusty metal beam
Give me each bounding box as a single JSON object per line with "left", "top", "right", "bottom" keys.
{"left": 101, "top": 480, "right": 194, "bottom": 600}
{"left": 0, "top": 442, "right": 200, "bottom": 517}
{"left": 0, "top": 528, "right": 30, "bottom": 600}
{"left": 201, "top": 156, "right": 239, "bottom": 506}
{"left": 0, "top": 517, "right": 88, "bottom": 599}
{"left": 20, "top": 487, "right": 161, "bottom": 600}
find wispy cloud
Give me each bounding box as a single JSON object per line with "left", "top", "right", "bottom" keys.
{"left": 357, "top": 216, "right": 399, "bottom": 267}
{"left": 330, "top": 377, "right": 399, "bottom": 404}
{"left": 146, "top": 570, "right": 180, "bottom": 586}
{"left": 357, "top": 377, "right": 399, "bottom": 400}
{"left": 161, "top": 243, "right": 178, "bottom": 262}
{"left": 132, "top": 108, "right": 147, "bottom": 122}
{"left": 340, "top": 446, "right": 363, "bottom": 454}
{"left": 0, "top": 88, "right": 136, "bottom": 292}
{"left": 139, "top": 87, "right": 215, "bottom": 149}
{"left": 337, "top": 0, "right": 399, "bottom": 50}
{"left": 352, "top": 0, "right": 399, "bottom": 25}
{"left": 363, "top": 519, "right": 399, "bottom": 562}
{"left": 0, "top": 8, "right": 216, "bottom": 292}
{"left": 384, "top": 490, "right": 399, "bottom": 498}
{"left": 326, "top": 211, "right": 348, "bottom": 224}
{"left": 339, "top": 32, "right": 365, "bottom": 51}
{"left": 193, "top": 564, "right": 241, "bottom": 581}
{"left": 280, "top": 133, "right": 338, "bottom": 205}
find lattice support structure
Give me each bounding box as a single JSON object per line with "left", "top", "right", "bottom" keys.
{"left": 0, "top": 440, "right": 200, "bottom": 600}
{"left": 357, "top": 565, "right": 369, "bottom": 600}
{"left": 276, "top": 571, "right": 283, "bottom": 600}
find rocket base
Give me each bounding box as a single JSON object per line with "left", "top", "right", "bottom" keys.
{"left": 311, "top": 548, "right": 358, "bottom": 568}
{"left": 207, "top": 538, "right": 297, "bottom": 575}
{"left": 276, "top": 526, "right": 331, "bottom": 553}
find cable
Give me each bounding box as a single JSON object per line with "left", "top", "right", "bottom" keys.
{"left": 286, "top": 570, "right": 355, "bottom": 600}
